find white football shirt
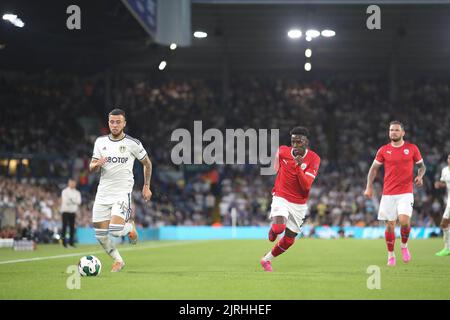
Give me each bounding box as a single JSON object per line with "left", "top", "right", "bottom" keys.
{"left": 440, "top": 166, "right": 450, "bottom": 205}
{"left": 92, "top": 134, "right": 147, "bottom": 203}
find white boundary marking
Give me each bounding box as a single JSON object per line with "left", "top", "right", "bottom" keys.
{"left": 0, "top": 241, "right": 199, "bottom": 265}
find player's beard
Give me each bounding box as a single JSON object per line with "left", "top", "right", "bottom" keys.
{"left": 111, "top": 129, "right": 124, "bottom": 139}
{"left": 390, "top": 136, "right": 401, "bottom": 142}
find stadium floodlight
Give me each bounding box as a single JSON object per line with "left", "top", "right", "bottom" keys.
{"left": 287, "top": 29, "right": 302, "bottom": 39}
{"left": 158, "top": 61, "right": 167, "bottom": 70}
{"left": 170, "top": 43, "right": 177, "bottom": 50}
{"left": 321, "top": 29, "right": 336, "bottom": 37}
{"left": 2, "top": 13, "right": 25, "bottom": 28}
{"left": 304, "top": 62, "right": 312, "bottom": 71}
{"left": 305, "top": 35, "right": 312, "bottom": 42}
{"left": 193, "top": 31, "right": 207, "bottom": 38}
{"left": 305, "top": 48, "right": 312, "bottom": 58}
{"left": 15, "top": 20, "right": 24, "bottom": 28}
{"left": 2, "top": 14, "right": 17, "bottom": 20}
{"left": 305, "top": 29, "right": 320, "bottom": 39}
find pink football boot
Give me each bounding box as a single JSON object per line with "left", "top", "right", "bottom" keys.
{"left": 260, "top": 259, "right": 273, "bottom": 272}
{"left": 401, "top": 247, "right": 411, "bottom": 263}
{"left": 387, "top": 256, "right": 396, "bottom": 266}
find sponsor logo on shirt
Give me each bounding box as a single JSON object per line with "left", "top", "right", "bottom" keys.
{"left": 106, "top": 156, "right": 129, "bottom": 164}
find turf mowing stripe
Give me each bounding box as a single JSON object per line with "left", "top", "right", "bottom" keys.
{"left": 0, "top": 241, "right": 199, "bottom": 265}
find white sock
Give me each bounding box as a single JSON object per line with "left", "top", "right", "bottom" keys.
{"left": 121, "top": 222, "right": 133, "bottom": 236}
{"left": 108, "top": 224, "right": 124, "bottom": 237}
{"left": 388, "top": 251, "right": 395, "bottom": 258}
{"left": 109, "top": 223, "right": 132, "bottom": 237}
{"left": 401, "top": 242, "right": 408, "bottom": 249}
{"left": 444, "top": 228, "right": 449, "bottom": 250}
{"left": 263, "top": 251, "right": 274, "bottom": 262}
{"left": 110, "top": 248, "right": 123, "bottom": 262}
{"left": 95, "top": 229, "right": 123, "bottom": 262}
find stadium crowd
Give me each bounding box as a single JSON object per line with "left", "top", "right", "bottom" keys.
{"left": 1, "top": 72, "right": 449, "bottom": 241}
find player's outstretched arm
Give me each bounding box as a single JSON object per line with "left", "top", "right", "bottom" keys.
{"left": 364, "top": 161, "right": 382, "bottom": 198}
{"left": 139, "top": 155, "right": 152, "bottom": 202}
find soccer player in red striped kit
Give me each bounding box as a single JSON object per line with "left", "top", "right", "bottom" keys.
{"left": 260, "top": 127, "right": 321, "bottom": 272}
{"left": 364, "top": 121, "right": 426, "bottom": 266}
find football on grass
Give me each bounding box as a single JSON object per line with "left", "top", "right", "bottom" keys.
{"left": 78, "top": 255, "right": 102, "bottom": 276}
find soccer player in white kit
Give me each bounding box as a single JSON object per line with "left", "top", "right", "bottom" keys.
{"left": 364, "top": 121, "right": 426, "bottom": 266}
{"left": 434, "top": 154, "right": 450, "bottom": 257}
{"left": 89, "top": 108, "right": 152, "bottom": 272}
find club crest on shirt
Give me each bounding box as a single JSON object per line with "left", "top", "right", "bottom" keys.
{"left": 404, "top": 149, "right": 409, "bottom": 155}
{"left": 119, "top": 145, "right": 126, "bottom": 153}
{"left": 301, "top": 163, "right": 307, "bottom": 170}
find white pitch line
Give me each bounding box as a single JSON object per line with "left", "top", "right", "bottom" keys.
{"left": 0, "top": 241, "right": 199, "bottom": 265}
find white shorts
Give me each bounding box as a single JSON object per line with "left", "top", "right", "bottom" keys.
{"left": 92, "top": 193, "right": 132, "bottom": 223}
{"left": 443, "top": 205, "right": 450, "bottom": 220}
{"left": 378, "top": 193, "right": 414, "bottom": 221}
{"left": 269, "top": 196, "right": 308, "bottom": 234}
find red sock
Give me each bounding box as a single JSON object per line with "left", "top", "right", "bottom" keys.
{"left": 271, "top": 224, "right": 286, "bottom": 235}
{"left": 401, "top": 226, "right": 411, "bottom": 244}
{"left": 385, "top": 231, "right": 395, "bottom": 252}
{"left": 271, "top": 235, "right": 295, "bottom": 257}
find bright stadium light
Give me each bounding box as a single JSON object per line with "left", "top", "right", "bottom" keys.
{"left": 305, "top": 48, "right": 312, "bottom": 58}
{"left": 287, "top": 29, "right": 302, "bottom": 39}
{"left": 170, "top": 43, "right": 177, "bottom": 50}
{"left": 193, "top": 31, "right": 207, "bottom": 38}
{"left": 304, "top": 62, "right": 312, "bottom": 71}
{"left": 321, "top": 29, "right": 336, "bottom": 37}
{"left": 158, "top": 60, "right": 167, "bottom": 70}
{"left": 306, "top": 29, "right": 320, "bottom": 39}
{"left": 306, "top": 35, "right": 312, "bottom": 42}
{"left": 15, "top": 20, "right": 24, "bottom": 28}
{"left": 2, "top": 13, "right": 25, "bottom": 28}
{"left": 2, "top": 14, "right": 17, "bottom": 20}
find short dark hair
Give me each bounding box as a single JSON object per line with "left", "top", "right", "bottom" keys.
{"left": 389, "top": 120, "right": 404, "bottom": 130}
{"left": 290, "top": 126, "right": 309, "bottom": 137}
{"left": 109, "top": 108, "right": 126, "bottom": 120}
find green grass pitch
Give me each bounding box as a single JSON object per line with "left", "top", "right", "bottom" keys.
{"left": 0, "top": 238, "right": 449, "bottom": 299}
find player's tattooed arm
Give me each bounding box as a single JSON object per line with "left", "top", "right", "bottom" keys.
{"left": 364, "top": 161, "right": 382, "bottom": 198}
{"left": 417, "top": 161, "right": 426, "bottom": 178}
{"left": 140, "top": 155, "right": 153, "bottom": 202}
{"left": 141, "top": 155, "right": 152, "bottom": 186}
{"left": 415, "top": 161, "right": 426, "bottom": 187}
{"left": 89, "top": 157, "right": 107, "bottom": 173}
